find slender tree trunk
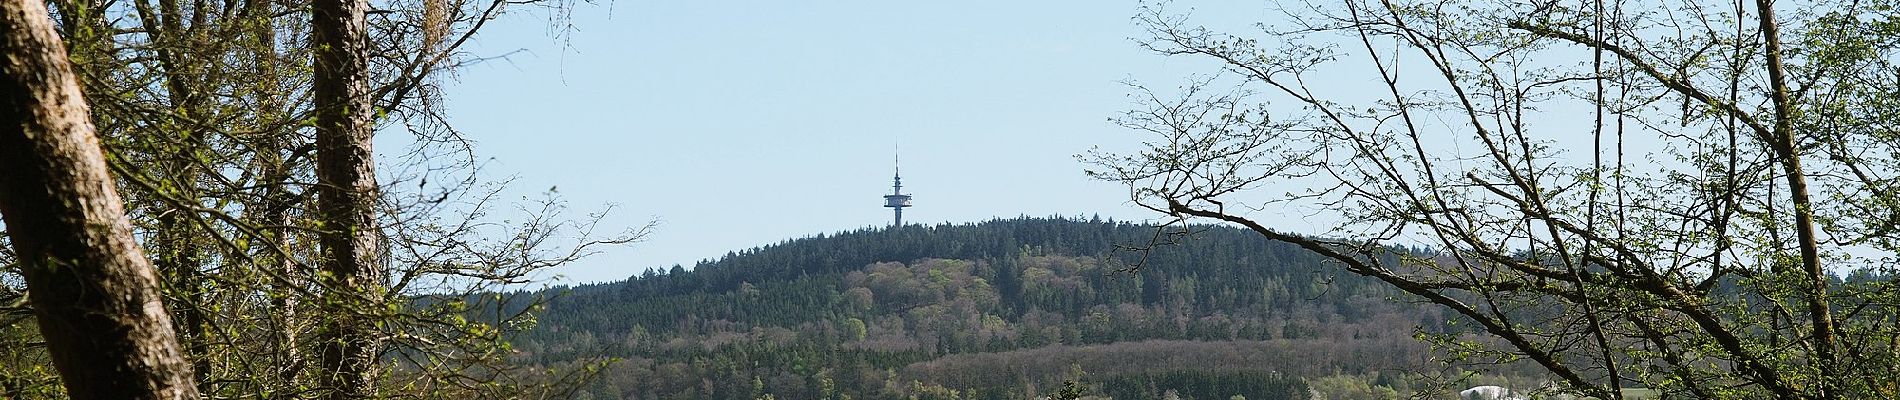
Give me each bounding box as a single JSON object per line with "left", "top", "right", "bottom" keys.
{"left": 259, "top": 102, "right": 306, "bottom": 388}
{"left": 228, "top": 0, "right": 309, "bottom": 385}
{"left": 1755, "top": 1, "right": 1835, "bottom": 397}
{"left": 133, "top": 3, "right": 216, "bottom": 389}
{"left": 313, "top": 0, "right": 380, "bottom": 396}
{"left": 155, "top": 212, "right": 211, "bottom": 389}
{"left": 258, "top": 95, "right": 306, "bottom": 387}
{"left": 0, "top": 1, "right": 199, "bottom": 399}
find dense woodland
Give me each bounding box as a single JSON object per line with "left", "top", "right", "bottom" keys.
{"left": 515, "top": 217, "right": 1540, "bottom": 399}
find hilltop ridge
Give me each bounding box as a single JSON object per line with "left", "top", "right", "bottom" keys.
{"left": 520, "top": 217, "right": 1500, "bottom": 399}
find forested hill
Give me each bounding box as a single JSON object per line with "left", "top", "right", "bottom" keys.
{"left": 521, "top": 217, "right": 1474, "bottom": 400}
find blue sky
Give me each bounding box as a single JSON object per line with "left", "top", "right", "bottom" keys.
{"left": 438, "top": 1, "right": 1279, "bottom": 284}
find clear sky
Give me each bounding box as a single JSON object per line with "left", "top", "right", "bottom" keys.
{"left": 436, "top": 1, "right": 1283, "bottom": 284}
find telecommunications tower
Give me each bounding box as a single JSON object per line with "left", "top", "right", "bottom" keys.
{"left": 883, "top": 153, "right": 912, "bottom": 227}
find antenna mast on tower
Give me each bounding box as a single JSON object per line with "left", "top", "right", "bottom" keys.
{"left": 883, "top": 148, "right": 912, "bottom": 227}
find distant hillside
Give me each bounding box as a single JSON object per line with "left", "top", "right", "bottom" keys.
{"left": 518, "top": 217, "right": 1505, "bottom": 400}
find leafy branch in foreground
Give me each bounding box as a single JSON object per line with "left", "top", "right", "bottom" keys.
{"left": 1091, "top": 0, "right": 1900, "bottom": 399}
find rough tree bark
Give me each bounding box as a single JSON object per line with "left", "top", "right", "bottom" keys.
{"left": 0, "top": 1, "right": 200, "bottom": 399}
{"left": 313, "top": 0, "right": 382, "bottom": 396}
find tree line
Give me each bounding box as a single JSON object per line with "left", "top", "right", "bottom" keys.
{"left": 516, "top": 217, "right": 1533, "bottom": 399}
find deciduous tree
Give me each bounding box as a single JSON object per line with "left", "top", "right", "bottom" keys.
{"left": 1091, "top": 0, "right": 1900, "bottom": 398}
{"left": 0, "top": 0, "right": 640, "bottom": 397}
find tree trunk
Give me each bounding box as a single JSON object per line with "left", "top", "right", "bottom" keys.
{"left": 130, "top": 1, "right": 216, "bottom": 389}
{"left": 312, "top": 0, "right": 380, "bottom": 396}
{"left": 1755, "top": 1, "right": 1836, "bottom": 397}
{"left": 0, "top": 1, "right": 200, "bottom": 399}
